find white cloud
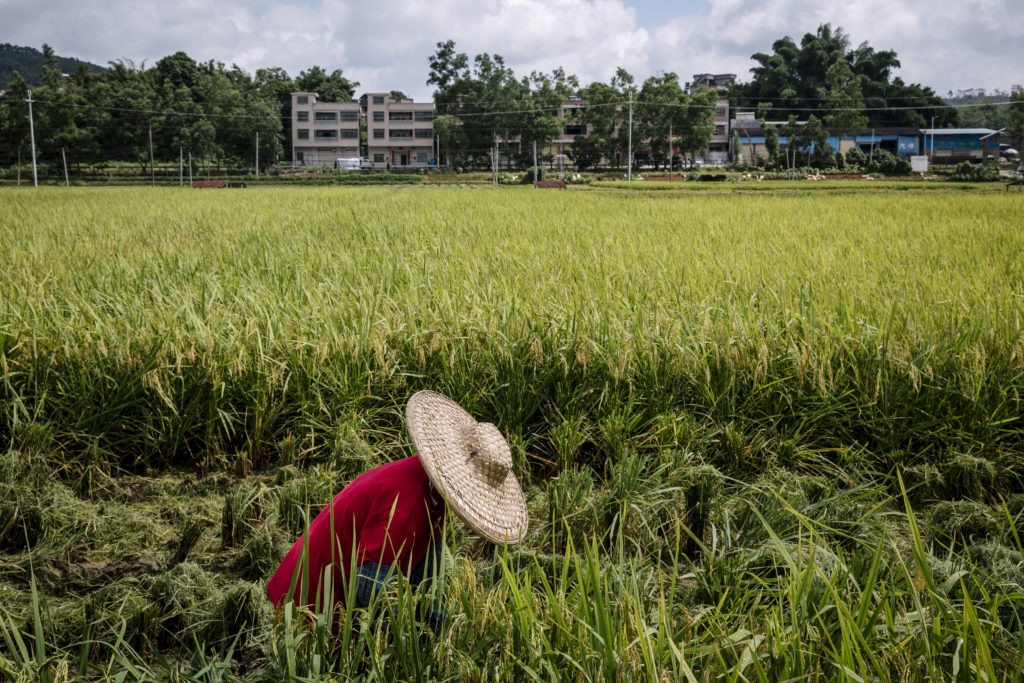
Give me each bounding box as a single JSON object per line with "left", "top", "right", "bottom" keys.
{"left": 1, "top": 0, "right": 1021, "bottom": 98}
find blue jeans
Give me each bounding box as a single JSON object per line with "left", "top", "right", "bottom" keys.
{"left": 353, "top": 541, "right": 445, "bottom": 634}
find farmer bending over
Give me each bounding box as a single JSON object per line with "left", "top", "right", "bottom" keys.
{"left": 266, "top": 390, "right": 529, "bottom": 632}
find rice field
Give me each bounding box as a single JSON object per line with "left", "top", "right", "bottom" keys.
{"left": 1, "top": 183, "right": 1024, "bottom": 681}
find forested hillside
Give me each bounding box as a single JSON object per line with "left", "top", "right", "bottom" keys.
{"left": 0, "top": 43, "right": 105, "bottom": 87}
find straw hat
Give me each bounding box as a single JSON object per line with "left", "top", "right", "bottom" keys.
{"left": 406, "top": 390, "right": 528, "bottom": 545}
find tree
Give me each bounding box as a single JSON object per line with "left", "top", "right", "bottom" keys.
{"left": 432, "top": 114, "right": 465, "bottom": 168}
{"left": 255, "top": 67, "right": 296, "bottom": 158}
{"left": 764, "top": 125, "right": 780, "bottom": 170}
{"left": 636, "top": 72, "right": 686, "bottom": 169}
{"left": 1009, "top": 90, "right": 1024, "bottom": 156}
{"left": 676, "top": 88, "right": 717, "bottom": 166}
{"left": 737, "top": 24, "right": 955, "bottom": 128}
{"left": 87, "top": 59, "right": 157, "bottom": 167}
{"left": 823, "top": 58, "right": 868, "bottom": 135}
{"left": 795, "top": 115, "right": 831, "bottom": 168}
{"left": 520, "top": 68, "right": 577, "bottom": 165}
{"left": 155, "top": 52, "right": 200, "bottom": 93}
{"left": 294, "top": 66, "right": 358, "bottom": 102}
{"left": 576, "top": 78, "right": 627, "bottom": 167}
{"left": 426, "top": 40, "right": 470, "bottom": 95}
{"left": 567, "top": 134, "right": 600, "bottom": 170}
{"left": 427, "top": 41, "right": 569, "bottom": 169}
{"left": 0, "top": 71, "right": 31, "bottom": 166}
{"left": 427, "top": 41, "right": 497, "bottom": 167}
{"left": 28, "top": 44, "right": 98, "bottom": 169}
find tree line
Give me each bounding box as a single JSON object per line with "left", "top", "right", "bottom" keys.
{"left": 0, "top": 46, "right": 358, "bottom": 172}
{"left": 2, "top": 27, "right": 1021, "bottom": 174}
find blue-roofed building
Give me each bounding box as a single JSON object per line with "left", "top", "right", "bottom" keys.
{"left": 921, "top": 128, "right": 1001, "bottom": 164}
{"left": 730, "top": 113, "right": 1003, "bottom": 167}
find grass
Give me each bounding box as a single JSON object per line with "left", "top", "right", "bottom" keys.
{"left": 1, "top": 184, "right": 1023, "bottom": 680}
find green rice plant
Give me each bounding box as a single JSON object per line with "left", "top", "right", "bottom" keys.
{"left": 926, "top": 499, "right": 1004, "bottom": 547}
{"left": 3, "top": 186, "right": 1022, "bottom": 476}
{"left": 942, "top": 452, "right": 999, "bottom": 500}
{"left": 546, "top": 411, "right": 591, "bottom": 471}
{"left": 544, "top": 467, "right": 597, "bottom": 551}
{"left": 221, "top": 484, "right": 270, "bottom": 549}
{"left": 3, "top": 184, "right": 1024, "bottom": 679}
{"left": 0, "top": 576, "right": 53, "bottom": 683}
{"left": 274, "top": 465, "right": 339, "bottom": 537}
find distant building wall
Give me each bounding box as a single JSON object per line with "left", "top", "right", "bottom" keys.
{"left": 291, "top": 92, "right": 361, "bottom": 167}
{"left": 362, "top": 93, "right": 435, "bottom": 169}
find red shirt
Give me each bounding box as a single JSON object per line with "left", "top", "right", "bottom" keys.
{"left": 266, "top": 456, "right": 445, "bottom": 610}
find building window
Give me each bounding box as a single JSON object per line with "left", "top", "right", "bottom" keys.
{"left": 341, "top": 129, "right": 358, "bottom": 139}
{"left": 314, "top": 130, "right": 338, "bottom": 140}
{"left": 315, "top": 112, "right": 337, "bottom": 122}
{"left": 296, "top": 111, "right": 309, "bottom": 122}
{"left": 340, "top": 111, "right": 358, "bottom": 121}
{"left": 564, "top": 124, "right": 585, "bottom": 136}
{"left": 297, "top": 129, "right": 310, "bottom": 139}
{"left": 373, "top": 111, "right": 385, "bottom": 121}
{"left": 714, "top": 125, "right": 725, "bottom": 136}
{"left": 373, "top": 129, "right": 385, "bottom": 139}
{"left": 416, "top": 152, "right": 428, "bottom": 163}
{"left": 297, "top": 95, "right": 309, "bottom": 104}
{"left": 390, "top": 112, "right": 413, "bottom": 121}
{"left": 415, "top": 129, "right": 433, "bottom": 139}
{"left": 714, "top": 106, "right": 728, "bottom": 118}
{"left": 415, "top": 111, "right": 433, "bottom": 122}
{"left": 373, "top": 153, "right": 385, "bottom": 163}
{"left": 390, "top": 130, "right": 412, "bottom": 139}
{"left": 373, "top": 95, "right": 385, "bottom": 104}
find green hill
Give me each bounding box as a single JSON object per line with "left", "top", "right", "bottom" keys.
{"left": 1, "top": 43, "right": 106, "bottom": 87}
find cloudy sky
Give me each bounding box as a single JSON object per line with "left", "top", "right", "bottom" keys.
{"left": 2, "top": 0, "right": 1021, "bottom": 100}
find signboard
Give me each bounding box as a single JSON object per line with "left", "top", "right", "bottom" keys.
{"left": 910, "top": 155, "right": 929, "bottom": 173}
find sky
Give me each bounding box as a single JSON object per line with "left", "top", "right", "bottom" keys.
{"left": 2, "top": 0, "right": 1022, "bottom": 101}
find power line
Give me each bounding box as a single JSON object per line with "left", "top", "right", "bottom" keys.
{"left": 18, "top": 91, "right": 1020, "bottom": 125}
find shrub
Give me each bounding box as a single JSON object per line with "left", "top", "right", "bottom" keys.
{"left": 950, "top": 161, "right": 1000, "bottom": 182}
{"left": 845, "top": 146, "right": 868, "bottom": 168}
{"left": 520, "top": 166, "right": 545, "bottom": 184}
{"left": 866, "top": 149, "right": 911, "bottom": 176}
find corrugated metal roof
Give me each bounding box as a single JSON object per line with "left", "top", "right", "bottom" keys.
{"left": 921, "top": 128, "right": 999, "bottom": 135}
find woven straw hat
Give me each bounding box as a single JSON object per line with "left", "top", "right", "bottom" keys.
{"left": 406, "top": 390, "right": 528, "bottom": 545}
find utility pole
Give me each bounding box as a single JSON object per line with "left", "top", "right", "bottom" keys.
{"left": 930, "top": 116, "right": 935, "bottom": 162}
{"left": 668, "top": 122, "right": 673, "bottom": 182}
{"left": 180, "top": 147, "right": 184, "bottom": 186}
{"left": 149, "top": 124, "right": 155, "bottom": 186}
{"left": 532, "top": 140, "right": 538, "bottom": 186}
{"left": 627, "top": 91, "right": 633, "bottom": 180}
{"left": 61, "top": 147, "right": 69, "bottom": 186}
{"left": 27, "top": 89, "right": 38, "bottom": 188}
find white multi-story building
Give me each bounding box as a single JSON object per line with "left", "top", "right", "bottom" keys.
{"left": 291, "top": 92, "right": 362, "bottom": 167}
{"left": 361, "top": 92, "right": 435, "bottom": 169}
{"left": 547, "top": 95, "right": 590, "bottom": 168}
{"left": 688, "top": 74, "right": 735, "bottom": 164}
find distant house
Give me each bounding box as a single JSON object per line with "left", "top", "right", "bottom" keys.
{"left": 361, "top": 92, "right": 435, "bottom": 169}
{"left": 547, "top": 95, "right": 590, "bottom": 167}
{"left": 689, "top": 74, "right": 735, "bottom": 164}
{"left": 291, "top": 91, "right": 437, "bottom": 169}
{"left": 291, "top": 92, "right": 361, "bottom": 168}
{"left": 730, "top": 115, "right": 1005, "bottom": 166}
{"left": 920, "top": 128, "right": 1002, "bottom": 164}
